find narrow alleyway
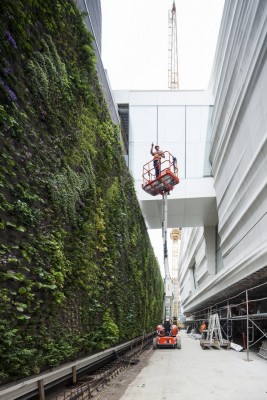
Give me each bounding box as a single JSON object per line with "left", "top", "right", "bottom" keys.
{"left": 98, "top": 330, "right": 267, "bottom": 400}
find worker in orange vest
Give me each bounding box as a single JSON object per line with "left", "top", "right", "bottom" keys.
{"left": 150, "top": 143, "right": 165, "bottom": 178}
{"left": 199, "top": 321, "right": 207, "bottom": 334}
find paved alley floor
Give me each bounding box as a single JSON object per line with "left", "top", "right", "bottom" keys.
{"left": 118, "top": 330, "right": 267, "bottom": 400}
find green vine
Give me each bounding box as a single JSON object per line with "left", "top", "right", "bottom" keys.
{"left": 0, "top": 0, "right": 163, "bottom": 385}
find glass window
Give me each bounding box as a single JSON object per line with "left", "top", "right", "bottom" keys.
{"left": 158, "top": 106, "right": 185, "bottom": 179}
{"left": 185, "top": 106, "right": 212, "bottom": 178}
{"left": 129, "top": 103, "right": 213, "bottom": 183}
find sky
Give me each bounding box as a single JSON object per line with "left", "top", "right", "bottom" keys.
{"left": 100, "top": 0, "right": 224, "bottom": 275}
{"left": 101, "top": 0, "right": 224, "bottom": 90}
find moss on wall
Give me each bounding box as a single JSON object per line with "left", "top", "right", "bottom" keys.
{"left": 0, "top": 0, "right": 163, "bottom": 384}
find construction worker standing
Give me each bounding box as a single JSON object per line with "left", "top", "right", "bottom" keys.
{"left": 150, "top": 143, "right": 165, "bottom": 178}
{"left": 163, "top": 319, "right": 171, "bottom": 336}
{"left": 199, "top": 321, "right": 207, "bottom": 339}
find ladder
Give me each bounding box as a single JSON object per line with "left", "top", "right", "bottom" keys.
{"left": 200, "top": 313, "right": 230, "bottom": 349}
{"left": 206, "top": 314, "right": 223, "bottom": 346}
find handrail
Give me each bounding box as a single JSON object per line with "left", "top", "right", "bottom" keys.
{"left": 0, "top": 332, "right": 154, "bottom": 400}
{"left": 142, "top": 151, "right": 178, "bottom": 185}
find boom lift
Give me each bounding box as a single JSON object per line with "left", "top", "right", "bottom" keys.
{"left": 142, "top": 151, "right": 181, "bottom": 349}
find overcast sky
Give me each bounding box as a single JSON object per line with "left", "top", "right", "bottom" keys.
{"left": 101, "top": 0, "right": 224, "bottom": 90}
{"left": 100, "top": 0, "right": 224, "bottom": 275}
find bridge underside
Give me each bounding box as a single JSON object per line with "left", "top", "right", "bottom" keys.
{"left": 138, "top": 177, "right": 218, "bottom": 229}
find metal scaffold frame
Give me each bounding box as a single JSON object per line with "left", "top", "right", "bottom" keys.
{"left": 185, "top": 281, "right": 267, "bottom": 361}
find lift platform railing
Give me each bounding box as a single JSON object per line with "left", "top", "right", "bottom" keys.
{"left": 142, "top": 151, "right": 179, "bottom": 196}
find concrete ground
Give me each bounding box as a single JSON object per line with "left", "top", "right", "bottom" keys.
{"left": 118, "top": 330, "right": 267, "bottom": 400}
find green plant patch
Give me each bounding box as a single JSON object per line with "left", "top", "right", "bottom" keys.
{"left": 0, "top": 0, "right": 163, "bottom": 385}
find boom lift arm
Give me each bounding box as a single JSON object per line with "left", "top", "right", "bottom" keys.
{"left": 162, "top": 191, "right": 173, "bottom": 322}
{"left": 142, "top": 150, "right": 181, "bottom": 349}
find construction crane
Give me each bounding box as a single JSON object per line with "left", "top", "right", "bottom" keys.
{"left": 142, "top": 150, "right": 181, "bottom": 349}
{"left": 168, "top": 1, "right": 179, "bottom": 89}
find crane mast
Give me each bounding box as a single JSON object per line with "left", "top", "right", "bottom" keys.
{"left": 168, "top": 1, "right": 179, "bottom": 89}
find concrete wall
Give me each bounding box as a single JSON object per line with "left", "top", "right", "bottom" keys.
{"left": 179, "top": 0, "right": 267, "bottom": 313}
{"left": 76, "top": 0, "right": 120, "bottom": 125}
{"left": 87, "top": 0, "right": 102, "bottom": 53}
{"left": 179, "top": 227, "right": 216, "bottom": 309}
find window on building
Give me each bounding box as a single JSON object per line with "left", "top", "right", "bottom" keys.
{"left": 118, "top": 103, "right": 129, "bottom": 155}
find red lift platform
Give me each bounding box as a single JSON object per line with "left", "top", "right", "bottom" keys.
{"left": 142, "top": 151, "right": 179, "bottom": 196}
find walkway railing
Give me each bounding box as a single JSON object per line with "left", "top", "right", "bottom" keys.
{"left": 0, "top": 333, "right": 154, "bottom": 400}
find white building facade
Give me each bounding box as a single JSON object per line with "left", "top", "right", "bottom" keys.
{"left": 179, "top": 0, "right": 267, "bottom": 314}
{"left": 114, "top": 1, "right": 267, "bottom": 318}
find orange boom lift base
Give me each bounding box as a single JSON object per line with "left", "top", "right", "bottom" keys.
{"left": 153, "top": 324, "right": 181, "bottom": 349}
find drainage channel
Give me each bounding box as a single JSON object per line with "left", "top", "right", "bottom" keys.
{"left": 0, "top": 333, "right": 154, "bottom": 400}
{"left": 54, "top": 341, "right": 149, "bottom": 400}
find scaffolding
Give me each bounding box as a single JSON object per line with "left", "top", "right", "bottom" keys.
{"left": 185, "top": 282, "right": 267, "bottom": 360}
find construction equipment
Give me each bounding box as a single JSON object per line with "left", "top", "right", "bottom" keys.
{"left": 200, "top": 313, "right": 230, "bottom": 349}
{"left": 142, "top": 151, "right": 179, "bottom": 196}
{"left": 170, "top": 228, "right": 181, "bottom": 323}
{"left": 153, "top": 322, "right": 181, "bottom": 349}
{"left": 142, "top": 152, "right": 180, "bottom": 349}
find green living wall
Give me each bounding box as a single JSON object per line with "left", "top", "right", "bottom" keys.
{"left": 0, "top": 0, "right": 163, "bottom": 384}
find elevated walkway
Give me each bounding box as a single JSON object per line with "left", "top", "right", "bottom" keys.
{"left": 114, "top": 89, "right": 217, "bottom": 229}
{"left": 136, "top": 177, "right": 218, "bottom": 228}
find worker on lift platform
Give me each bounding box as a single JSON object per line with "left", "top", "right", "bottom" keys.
{"left": 142, "top": 147, "right": 179, "bottom": 198}
{"left": 150, "top": 143, "right": 165, "bottom": 178}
